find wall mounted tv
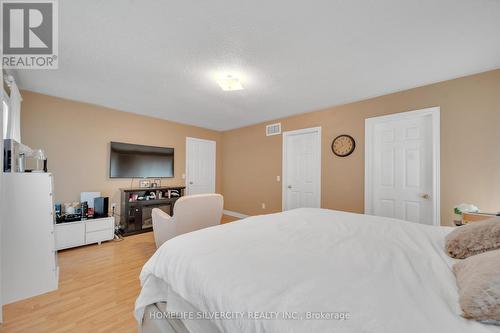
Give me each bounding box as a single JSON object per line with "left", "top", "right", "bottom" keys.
{"left": 109, "top": 142, "right": 174, "bottom": 178}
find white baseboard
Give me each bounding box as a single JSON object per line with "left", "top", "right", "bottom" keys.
{"left": 223, "top": 210, "right": 249, "bottom": 219}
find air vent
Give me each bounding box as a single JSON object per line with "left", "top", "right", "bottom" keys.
{"left": 266, "top": 123, "right": 281, "bottom": 136}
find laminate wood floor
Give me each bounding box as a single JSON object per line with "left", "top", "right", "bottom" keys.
{"left": 0, "top": 215, "right": 239, "bottom": 333}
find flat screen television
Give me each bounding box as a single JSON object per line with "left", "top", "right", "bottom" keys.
{"left": 109, "top": 142, "right": 174, "bottom": 178}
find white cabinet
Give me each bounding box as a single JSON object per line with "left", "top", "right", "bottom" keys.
{"left": 0, "top": 103, "right": 3, "bottom": 321}
{"left": 55, "top": 222, "right": 85, "bottom": 250}
{"left": 55, "top": 217, "right": 114, "bottom": 250}
{"left": 85, "top": 228, "right": 114, "bottom": 245}
{"left": 1, "top": 173, "right": 59, "bottom": 305}
{"left": 85, "top": 217, "right": 114, "bottom": 246}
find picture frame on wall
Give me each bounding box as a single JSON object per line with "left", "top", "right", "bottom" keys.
{"left": 139, "top": 180, "right": 150, "bottom": 188}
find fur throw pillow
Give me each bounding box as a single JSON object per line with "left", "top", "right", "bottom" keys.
{"left": 445, "top": 217, "right": 500, "bottom": 259}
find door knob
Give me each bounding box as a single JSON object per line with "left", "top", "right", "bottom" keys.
{"left": 287, "top": 185, "right": 292, "bottom": 189}
{"left": 420, "top": 193, "right": 430, "bottom": 199}
{"left": 189, "top": 181, "right": 193, "bottom": 185}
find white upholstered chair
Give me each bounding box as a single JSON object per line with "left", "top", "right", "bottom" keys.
{"left": 152, "top": 194, "right": 223, "bottom": 248}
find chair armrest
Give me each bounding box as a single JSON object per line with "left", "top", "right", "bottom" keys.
{"left": 153, "top": 208, "right": 172, "bottom": 221}
{"left": 152, "top": 208, "right": 176, "bottom": 248}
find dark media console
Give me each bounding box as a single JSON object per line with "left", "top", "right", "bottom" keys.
{"left": 119, "top": 186, "right": 185, "bottom": 236}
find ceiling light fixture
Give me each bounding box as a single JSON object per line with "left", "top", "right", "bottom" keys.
{"left": 216, "top": 75, "right": 244, "bottom": 91}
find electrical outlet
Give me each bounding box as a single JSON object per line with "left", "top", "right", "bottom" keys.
{"left": 111, "top": 203, "right": 117, "bottom": 217}
{"left": 261, "top": 203, "right": 266, "bottom": 209}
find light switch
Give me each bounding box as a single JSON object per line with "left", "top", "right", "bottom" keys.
{"left": 182, "top": 173, "right": 186, "bottom": 179}
{"left": 276, "top": 176, "right": 281, "bottom": 182}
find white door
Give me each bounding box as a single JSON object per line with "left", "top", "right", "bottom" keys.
{"left": 365, "top": 108, "right": 440, "bottom": 225}
{"left": 186, "top": 137, "right": 216, "bottom": 195}
{"left": 282, "top": 127, "right": 321, "bottom": 211}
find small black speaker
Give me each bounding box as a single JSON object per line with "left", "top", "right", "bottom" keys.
{"left": 94, "top": 197, "right": 109, "bottom": 218}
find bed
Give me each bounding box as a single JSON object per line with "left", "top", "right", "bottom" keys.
{"left": 135, "top": 208, "right": 500, "bottom": 333}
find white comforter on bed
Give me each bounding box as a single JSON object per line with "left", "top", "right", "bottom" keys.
{"left": 135, "top": 208, "right": 500, "bottom": 333}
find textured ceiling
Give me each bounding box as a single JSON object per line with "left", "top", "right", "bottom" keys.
{"left": 13, "top": 0, "right": 500, "bottom": 131}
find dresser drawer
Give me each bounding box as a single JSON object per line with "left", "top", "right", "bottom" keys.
{"left": 85, "top": 218, "right": 114, "bottom": 233}
{"left": 55, "top": 223, "right": 85, "bottom": 250}
{"left": 85, "top": 229, "right": 114, "bottom": 245}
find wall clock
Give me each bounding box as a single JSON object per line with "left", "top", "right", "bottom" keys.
{"left": 331, "top": 134, "right": 356, "bottom": 157}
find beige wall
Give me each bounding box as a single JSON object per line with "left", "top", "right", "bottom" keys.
{"left": 222, "top": 69, "right": 500, "bottom": 226}
{"left": 21, "top": 69, "right": 500, "bottom": 227}
{"left": 21, "top": 91, "right": 223, "bottom": 211}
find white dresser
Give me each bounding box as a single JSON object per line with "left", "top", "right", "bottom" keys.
{"left": 55, "top": 216, "right": 114, "bottom": 250}
{"left": 1, "top": 173, "right": 59, "bottom": 304}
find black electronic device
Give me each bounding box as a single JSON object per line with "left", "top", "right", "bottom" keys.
{"left": 56, "top": 214, "right": 82, "bottom": 223}
{"left": 94, "top": 197, "right": 109, "bottom": 218}
{"left": 109, "top": 142, "right": 174, "bottom": 178}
